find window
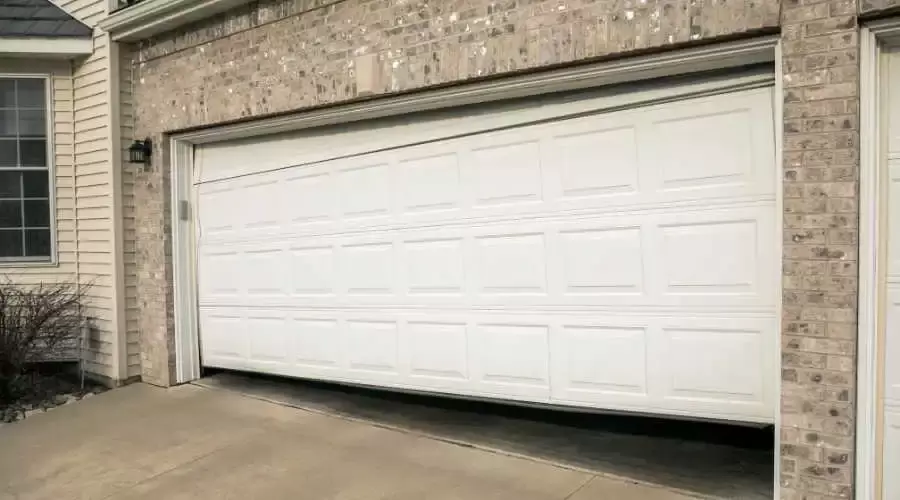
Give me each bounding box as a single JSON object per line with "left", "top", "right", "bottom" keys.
{"left": 0, "top": 77, "right": 52, "bottom": 261}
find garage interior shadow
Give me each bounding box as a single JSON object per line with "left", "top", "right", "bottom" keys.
{"left": 197, "top": 370, "right": 773, "bottom": 499}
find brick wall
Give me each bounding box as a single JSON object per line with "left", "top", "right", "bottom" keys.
{"left": 780, "top": 1, "right": 860, "bottom": 498}
{"left": 129, "top": 0, "right": 780, "bottom": 384}
{"left": 124, "top": 0, "right": 884, "bottom": 498}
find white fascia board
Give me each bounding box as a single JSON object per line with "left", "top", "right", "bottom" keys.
{"left": 99, "top": 0, "right": 255, "bottom": 42}
{"left": 0, "top": 37, "right": 93, "bottom": 58}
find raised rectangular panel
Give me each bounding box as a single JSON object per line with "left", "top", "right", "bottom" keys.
{"left": 247, "top": 315, "right": 288, "bottom": 363}
{"left": 346, "top": 321, "right": 398, "bottom": 373}
{"left": 339, "top": 162, "right": 390, "bottom": 217}
{"left": 200, "top": 314, "right": 245, "bottom": 360}
{"left": 197, "top": 186, "right": 238, "bottom": 236}
{"left": 243, "top": 248, "right": 286, "bottom": 296}
{"left": 889, "top": 50, "right": 900, "bottom": 154}
{"left": 550, "top": 126, "right": 639, "bottom": 198}
{"left": 655, "top": 108, "right": 753, "bottom": 190}
{"left": 661, "top": 220, "right": 757, "bottom": 293}
{"left": 560, "top": 227, "right": 643, "bottom": 294}
{"left": 292, "top": 318, "right": 340, "bottom": 368}
{"left": 885, "top": 411, "right": 900, "bottom": 500}
{"left": 240, "top": 179, "right": 281, "bottom": 229}
{"left": 471, "top": 139, "right": 542, "bottom": 206}
{"left": 886, "top": 288, "right": 900, "bottom": 402}
{"left": 283, "top": 172, "right": 332, "bottom": 224}
{"left": 198, "top": 251, "right": 241, "bottom": 298}
{"left": 342, "top": 243, "right": 394, "bottom": 295}
{"left": 664, "top": 327, "right": 763, "bottom": 402}
{"left": 399, "top": 152, "right": 461, "bottom": 212}
{"left": 889, "top": 162, "right": 900, "bottom": 274}
{"left": 408, "top": 322, "right": 468, "bottom": 380}
{"left": 475, "top": 233, "right": 546, "bottom": 294}
{"left": 475, "top": 324, "right": 549, "bottom": 387}
{"left": 405, "top": 239, "right": 464, "bottom": 295}
{"left": 289, "top": 246, "right": 335, "bottom": 295}
{"left": 558, "top": 326, "right": 647, "bottom": 395}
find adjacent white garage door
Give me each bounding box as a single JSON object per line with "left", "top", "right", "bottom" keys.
{"left": 193, "top": 77, "right": 778, "bottom": 423}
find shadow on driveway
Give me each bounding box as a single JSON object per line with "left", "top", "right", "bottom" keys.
{"left": 198, "top": 370, "right": 773, "bottom": 500}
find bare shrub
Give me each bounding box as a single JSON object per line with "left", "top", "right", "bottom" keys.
{"left": 0, "top": 279, "right": 89, "bottom": 403}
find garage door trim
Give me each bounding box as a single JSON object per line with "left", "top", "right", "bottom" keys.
{"left": 169, "top": 35, "right": 780, "bottom": 387}
{"left": 858, "top": 19, "right": 900, "bottom": 500}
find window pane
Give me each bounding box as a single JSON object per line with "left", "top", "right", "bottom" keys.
{"left": 16, "top": 80, "right": 45, "bottom": 109}
{"left": 0, "top": 80, "right": 14, "bottom": 108}
{"left": 18, "top": 109, "right": 45, "bottom": 137}
{"left": 0, "top": 109, "right": 16, "bottom": 137}
{"left": 0, "top": 200, "right": 21, "bottom": 228}
{"left": 19, "top": 139, "right": 45, "bottom": 167}
{"left": 24, "top": 199, "right": 49, "bottom": 227}
{"left": 24, "top": 229, "right": 50, "bottom": 257}
{"left": 0, "top": 171, "right": 21, "bottom": 198}
{"left": 0, "top": 230, "right": 23, "bottom": 257}
{"left": 22, "top": 171, "right": 47, "bottom": 198}
{"left": 0, "top": 140, "right": 16, "bottom": 166}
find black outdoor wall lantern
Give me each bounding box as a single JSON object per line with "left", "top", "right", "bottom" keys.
{"left": 128, "top": 139, "right": 152, "bottom": 166}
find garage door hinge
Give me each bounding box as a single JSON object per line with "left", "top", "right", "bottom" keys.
{"left": 179, "top": 200, "right": 190, "bottom": 221}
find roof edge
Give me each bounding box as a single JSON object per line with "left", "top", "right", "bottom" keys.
{"left": 0, "top": 36, "right": 93, "bottom": 58}
{"left": 99, "top": 0, "right": 254, "bottom": 42}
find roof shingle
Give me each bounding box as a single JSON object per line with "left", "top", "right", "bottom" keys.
{"left": 0, "top": 0, "right": 92, "bottom": 38}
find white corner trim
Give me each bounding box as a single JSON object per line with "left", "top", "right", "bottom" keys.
{"left": 99, "top": 0, "right": 255, "bottom": 42}
{"left": 857, "top": 25, "right": 882, "bottom": 500}
{"left": 772, "top": 39, "right": 785, "bottom": 500}
{"left": 0, "top": 38, "right": 92, "bottom": 58}
{"left": 171, "top": 141, "right": 201, "bottom": 384}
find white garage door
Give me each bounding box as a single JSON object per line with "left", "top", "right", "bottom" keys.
{"left": 193, "top": 75, "right": 778, "bottom": 423}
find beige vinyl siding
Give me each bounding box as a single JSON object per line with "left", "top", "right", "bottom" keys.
{"left": 46, "top": 0, "right": 128, "bottom": 382}
{"left": 119, "top": 45, "right": 140, "bottom": 378}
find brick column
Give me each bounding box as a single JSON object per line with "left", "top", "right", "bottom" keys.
{"left": 779, "top": 1, "right": 860, "bottom": 498}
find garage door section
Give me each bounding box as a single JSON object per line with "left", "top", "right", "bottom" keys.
{"left": 193, "top": 80, "right": 777, "bottom": 423}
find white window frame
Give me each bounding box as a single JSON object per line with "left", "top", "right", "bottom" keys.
{"left": 0, "top": 74, "right": 58, "bottom": 267}
{"left": 858, "top": 18, "right": 900, "bottom": 500}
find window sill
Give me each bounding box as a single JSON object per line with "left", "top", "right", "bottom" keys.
{"left": 99, "top": 0, "right": 255, "bottom": 42}
{"left": 0, "top": 259, "right": 57, "bottom": 268}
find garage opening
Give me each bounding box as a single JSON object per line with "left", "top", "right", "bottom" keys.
{"left": 184, "top": 67, "right": 778, "bottom": 497}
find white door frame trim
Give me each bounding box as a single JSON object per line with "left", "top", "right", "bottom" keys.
{"left": 858, "top": 18, "right": 900, "bottom": 500}
{"left": 168, "top": 38, "right": 780, "bottom": 492}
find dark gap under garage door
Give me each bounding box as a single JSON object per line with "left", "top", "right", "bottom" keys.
{"left": 198, "top": 370, "right": 773, "bottom": 500}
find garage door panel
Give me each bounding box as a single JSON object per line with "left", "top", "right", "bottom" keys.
{"left": 291, "top": 317, "right": 342, "bottom": 369}
{"left": 196, "top": 85, "right": 777, "bottom": 422}
{"left": 200, "top": 312, "right": 247, "bottom": 365}
{"left": 886, "top": 410, "right": 900, "bottom": 500}
{"left": 886, "top": 287, "right": 900, "bottom": 403}
{"left": 199, "top": 306, "right": 773, "bottom": 420}
{"left": 197, "top": 204, "right": 775, "bottom": 310}
{"left": 195, "top": 91, "right": 775, "bottom": 245}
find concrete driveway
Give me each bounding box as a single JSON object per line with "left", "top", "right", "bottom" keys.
{"left": 0, "top": 383, "right": 696, "bottom": 500}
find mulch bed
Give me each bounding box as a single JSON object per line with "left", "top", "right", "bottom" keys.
{"left": 0, "top": 364, "right": 108, "bottom": 426}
